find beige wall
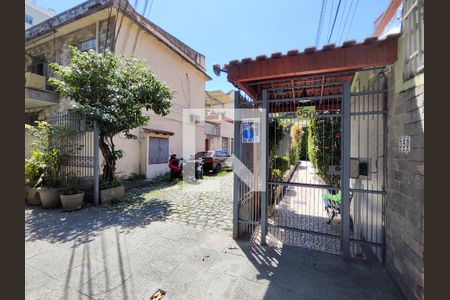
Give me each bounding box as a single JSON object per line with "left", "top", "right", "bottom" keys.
{"left": 112, "top": 16, "right": 208, "bottom": 179}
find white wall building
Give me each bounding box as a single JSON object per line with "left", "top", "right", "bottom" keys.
{"left": 25, "top": 1, "right": 55, "bottom": 29}
{"left": 204, "top": 90, "right": 235, "bottom": 154}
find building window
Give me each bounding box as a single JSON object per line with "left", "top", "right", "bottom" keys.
{"left": 402, "top": 0, "right": 424, "bottom": 80}
{"left": 25, "top": 14, "right": 33, "bottom": 25}
{"left": 148, "top": 137, "right": 169, "bottom": 164}
{"left": 76, "top": 38, "right": 96, "bottom": 52}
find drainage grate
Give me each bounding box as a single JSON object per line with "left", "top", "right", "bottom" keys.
{"left": 150, "top": 289, "right": 166, "bottom": 300}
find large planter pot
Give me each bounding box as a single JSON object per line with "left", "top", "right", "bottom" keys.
{"left": 61, "top": 192, "right": 84, "bottom": 211}
{"left": 38, "top": 187, "right": 61, "bottom": 208}
{"left": 26, "top": 187, "right": 41, "bottom": 206}
{"left": 100, "top": 185, "right": 125, "bottom": 205}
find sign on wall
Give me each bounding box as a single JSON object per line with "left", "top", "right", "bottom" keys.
{"left": 242, "top": 119, "right": 260, "bottom": 143}
{"left": 297, "top": 106, "right": 316, "bottom": 121}
{"left": 399, "top": 135, "right": 411, "bottom": 153}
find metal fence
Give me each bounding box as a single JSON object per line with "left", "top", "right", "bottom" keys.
{"left": 47, "top": 111, "right": 97, "bottom": 203}
{"left": 233, "top": 69, "right": 388, "bottom": 262}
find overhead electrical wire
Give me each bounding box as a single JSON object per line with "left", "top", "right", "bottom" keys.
{"left": 326, "top": 0, "right": 335, "bottom": 44}
{"left": 327, "top": 0, "right": 342, "bottom": 43}
{"left": 120, "top": 0, "right": 140, "bottom": 54}
{"left": 334, "top": 0, "right": 348, "bottom": 44}
{"left": 131, "top": 0, "right": 155, "bottom": 55}
{"left": 344, "top": 0, "right": 359, "bottom": 41}
{"left": 315, "top": 0, "right": 328, "bottom": 48}
{"left": 338, "top": 0, "right": 354, "bottom": 44}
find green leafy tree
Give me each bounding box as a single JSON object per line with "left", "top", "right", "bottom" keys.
{"left": 49, "top": 46, "right": 174, "bottom": 182}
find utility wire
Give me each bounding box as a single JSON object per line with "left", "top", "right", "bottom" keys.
{"left": 326, "top": 0, "right": 335, "bottom": 43}
{"left": 327, "top": 0, "right": 342, "bottom": 43}
{"left": 344, "top": 0, "right": 359, "bottom": 41}
{"left": 335, "top": 0, "right": 348, "bottom": 44}
{"left": 120, "top": 0, "right": 139, "bottom": 54}
{"left": 315, "top": 0, "right": 328, "bottom": 48}
{"left": 338, "top": 0, "right": 354, "bottom": 44}
{"left": 130, "top": 0, "right": 149, "bottom": 55}
{"left": 131, "top": 0, "right": 155, "bottom": 55}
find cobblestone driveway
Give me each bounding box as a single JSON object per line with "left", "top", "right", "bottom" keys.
{"left": 121, "top": 172, "right": 233, "bottom": 232}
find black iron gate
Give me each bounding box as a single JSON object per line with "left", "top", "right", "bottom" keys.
{"left": 48, "top": 111, "right": 99, "bottom": 203}
{"left": 233, "top": 69, "right": 388, "bottom": 262}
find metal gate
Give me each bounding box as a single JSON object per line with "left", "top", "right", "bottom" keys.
{"left": 233, "top": 69, "right": 388, "bottom": 262}
{"left": 48, "top": 111, "right": 99, "bottom": 203}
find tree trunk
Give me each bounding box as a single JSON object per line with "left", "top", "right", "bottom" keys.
{"left": 99, "top": 135, "right": 116, "bottom": 182}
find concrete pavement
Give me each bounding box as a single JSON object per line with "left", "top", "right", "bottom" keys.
{"left": 25, "top": 205, "right": 402, "bottom": 300}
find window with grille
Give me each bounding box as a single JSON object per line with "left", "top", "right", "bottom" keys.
{"left": 402, "top": 0, "right": 424, "bottom": 80}
{"left": 76, "top": 38, "right": 96, "bottom": 52}
{"left": 148, "top": 137, "right": 169, "bottom": 164}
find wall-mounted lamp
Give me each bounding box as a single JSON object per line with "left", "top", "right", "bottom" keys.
{"left": 213, "top": 64, "right": 227, "bottom": 76}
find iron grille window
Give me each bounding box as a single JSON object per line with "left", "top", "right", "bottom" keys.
{"left": 25, "top": 14, "right": 33, "bottom": 25}
{"left": 76, "top": 38, "right": 96, "bottom": 52}
{"left": 402, "top": 0, "right": 424, "bottom": 80}
{"left": 148, "top": 137, "right": 169, "bottom": 164}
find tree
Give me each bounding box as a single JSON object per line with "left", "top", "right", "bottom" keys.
{"left": 49, "top": 46, "right": 174, "bottom": 181}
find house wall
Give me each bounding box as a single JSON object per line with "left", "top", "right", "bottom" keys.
{"left": 205, "top": 100, "right": 235, "bottom": 153}
{"left": 113, "top": 16, "right": 208, "bottom": 179}
{"left": 25, "top": 11, "right": 208, "bottom": 180}
{"left": 384, "top": 38, "right": 424, "bottom": 300}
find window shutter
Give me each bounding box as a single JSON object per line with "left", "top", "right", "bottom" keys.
{"left": 159, "top": 139, "right": 169, "bottom": 163}
{"left": 149, "top": 138, "right": 159, "bottom": 164}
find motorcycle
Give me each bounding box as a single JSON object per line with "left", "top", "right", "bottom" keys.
{"left": 169, "top": 154, "right": 204, "bottom": 180}
{"left": 168, "top": 155, "right": 183, "bottom": 180}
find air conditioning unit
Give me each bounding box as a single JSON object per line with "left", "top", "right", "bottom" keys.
{"left": 189, "top": 114, "right": 200, "bottom": 124}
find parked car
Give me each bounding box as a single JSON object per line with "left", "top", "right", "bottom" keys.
{"left": 195, "top": 150, "right": 232, "bottom": 174}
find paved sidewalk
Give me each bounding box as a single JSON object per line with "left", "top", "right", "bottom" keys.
{"left": 26, "top": 212, "right": 402, "bottom": 300}
{"left": 121, "top": 173, "right": 233, "bottom": 232}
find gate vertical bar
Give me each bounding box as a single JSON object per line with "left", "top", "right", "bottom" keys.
{"left": 93, "top": 121, "right": 100, "bottom": 205}
{"left": 261, "top": 89, "right": 268, "bottom": 245}
{"left": 342, "top": 82, "right": 351, "bottom": 259}
{"left": 233, "top": 91, "right": 241, "bottom": 239}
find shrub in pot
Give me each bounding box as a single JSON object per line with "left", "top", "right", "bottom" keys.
{"left": 38, "top": 175, "right": 62, "bottom": 209}
{"left": 25, "top": 121, "right": 79, "bottom": 208}
{"left": 100, "top": 179, "right": 124, "bottom": 205}
{"left": 60, "top": 174, "right": 84, "bottom": 211}
{"left": 25, "top": 155, "right": 42, "bottom": 205}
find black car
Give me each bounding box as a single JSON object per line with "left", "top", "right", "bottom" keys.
{"left": 195, "top": 150, "right": 232, "bottom": 174}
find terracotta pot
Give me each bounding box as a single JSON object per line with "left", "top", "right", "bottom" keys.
{"left": 27, "top": 187, "right": 41, "bottom": 205}
{"left": 100, "top": 185, "right": 125, "bottom": 205}
{"left": 38, "top": 187, "right": 61, "bottom": 208}
{"left": 60, "top": 192, "right": 84, "bottom": 211}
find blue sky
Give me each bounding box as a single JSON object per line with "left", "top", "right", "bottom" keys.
{"left": 31, "top": 0, "right": 390, "bottom": 92}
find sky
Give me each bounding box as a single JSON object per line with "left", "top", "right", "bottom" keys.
{"left": 29, "top": 0, "right": 391, "bottom": 92}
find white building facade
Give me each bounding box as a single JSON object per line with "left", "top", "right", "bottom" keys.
{"left": 25, "top": 1, "right": 55, "bottom": 29}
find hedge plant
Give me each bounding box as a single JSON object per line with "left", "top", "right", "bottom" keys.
{"left": 307, "top": 116, "right": 341, "bottom": 186}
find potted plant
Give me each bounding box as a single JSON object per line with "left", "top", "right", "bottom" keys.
{"left": 25, "top": 154, "right": 42, "bottom": 206}
{"left": 100, "top": 179, "right": 124, "bottom": 205}
{"left": 38, "top": 178, "right": 61, "bottom": 208}
{"left": 25, "top": 122, "right": 69, "bottom": 209}
{"left": 60, "top": 174, "right": 85, "bottom": 211}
